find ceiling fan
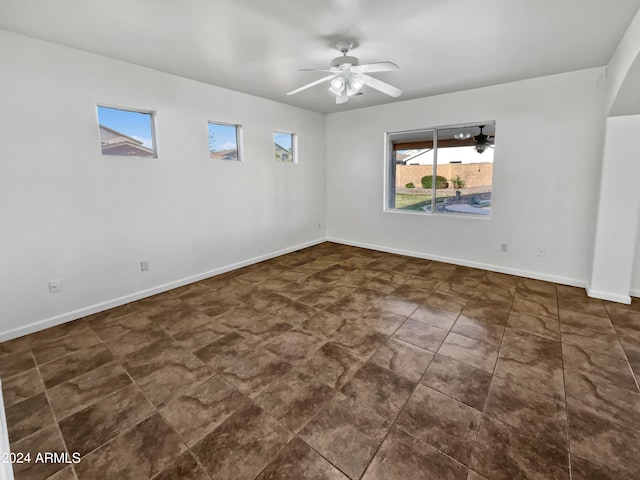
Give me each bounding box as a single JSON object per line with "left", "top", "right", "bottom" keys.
{"left": 472, "top": 125, "right": 495, "bottom": 154}
{"left": 286, "top": 40, "right": 402, "bottom": 104}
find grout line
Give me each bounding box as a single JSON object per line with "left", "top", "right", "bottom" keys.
{"left": 4, "top": 244, "right": 639, "bottom": 480}
{"left": 467, "top": 279, "right": 515, "bottom": 478}
{"left": 345, "top": 277, "right": 468, "bottom": 476}
{"left": 556, "top": 284, "right": 574, "bottom": 480}
{"left": 300, "top": 255, "right": 466, "bottom": 473}
{"left": 76, "top": 325, "right": 216, "bottom": 470}
{"left": 253, "top": 253, "right": 424, "bottom": 479}
{"left": 353, "top": 274, "right": 494, "bottom": 476}
{"left": 371, "top": 270, "right": 509, "bottom": 473}
{"left": 608, "top": 322, "right": 640, "bottom": 394}
{"left": 32, "top": 349, "right": 78, "bottom": 480}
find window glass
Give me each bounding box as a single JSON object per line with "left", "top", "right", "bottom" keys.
{"left": 387, "top": 123, "right": 494, "bottom": 216}
{"left": 436, "top": 126, "right": 494, "bottom": 216}
{"left": 97, "top": 106, "right": 156, "bottom": 157}
{"left": 208, "top": 122, "right": 241, "bottom": 161}
{"left": 274, "top": 131, "right": 296, "bottom": 163}
{"left": 389, "top": 129, "right": 435, "bottom": 212}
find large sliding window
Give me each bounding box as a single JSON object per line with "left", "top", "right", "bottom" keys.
{"left": 386, "top": 122, "right": 495, "bottom": 216}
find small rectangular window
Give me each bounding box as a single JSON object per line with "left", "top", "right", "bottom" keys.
{"left": 386, "top": 122, "right": 495, "bottom": 216}
{"left": 97, "top": 105, "right": 156, "bottom": 157}
{"left": 208, "top": 121, "right": 242, "bottom": 161}
{"left": 274, "top": 131, "right": 296, "bottom": 163}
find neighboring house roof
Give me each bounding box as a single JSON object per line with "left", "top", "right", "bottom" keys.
{"left": 209, "top": 149, "right": 238, "bottom": 160}
{"left": 99, "top": 125, "right": 144, "bottom": 144}
{"left": 99, "top": 125, "right": 154, "bottom": 157}
{"left": 274, "top": 143, "right": 290, "bottom": 154}
{"left": 399, "top": 149, "right": 432, "bottom": 165}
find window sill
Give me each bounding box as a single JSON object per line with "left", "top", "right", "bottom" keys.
{"left": 383, "top": 208, "right": 491, "bottom": 220}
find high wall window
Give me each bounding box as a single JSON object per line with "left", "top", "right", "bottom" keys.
{"left": 274, "top": 131, "right": 297, "bottom": 163}
{"left": 208, "top": 121, "right": 242, "bottom": 161}
{"left": 386, "top": 122, "right": 495, "bottom": 216}
{"left": 97, "top": 105, "right": 157, "bottom": 157}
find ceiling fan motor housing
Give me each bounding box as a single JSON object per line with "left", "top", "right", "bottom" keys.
{"left": 331, "top": 55, "right": 359, "bottom": 68}
{"left": 473, "top": 125, "right": 492, "bottom": 154}
{"left": 474, "top": 133, "right": 488, "bottom": 143}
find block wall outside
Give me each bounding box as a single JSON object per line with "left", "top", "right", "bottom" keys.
{"left": 396, "top": 163, "right": 493, "bottom": 188}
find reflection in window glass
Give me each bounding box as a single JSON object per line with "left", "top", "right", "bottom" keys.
{"left": 436, "top": 126, "right": 494, "bottom": 216}
{"left": 97, "top": 106, "right": 156, "bottom": 157}
{"left": 274, "top": 131, "right": 296, "bottom": 163}
{"left": 208, "top": 122, "right": 241, "bottom": 161}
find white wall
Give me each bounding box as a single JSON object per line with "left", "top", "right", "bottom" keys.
{"left": 588, "top": 7, "right": 640, "bottom": 303}
{"left": 589, "top": 115, "right": 640, "bottom": 302}
{"left": 632, "top": 222, "right": 640, "bottom": 296}
{"left": 326, "top": 68, "right": 607, "bottom": 286}
{"left": 0, "top": 30, "right": 326, "bottom": 341}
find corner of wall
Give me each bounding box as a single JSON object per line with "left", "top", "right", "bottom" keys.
{"left": 605, "top": 7, "right": 640, "bottom": 113}
{"left": 586, "top": 286, "right": 631, "bottom": 304}
{"left": 0, "top": 381, "right": 14, "bottom": 480}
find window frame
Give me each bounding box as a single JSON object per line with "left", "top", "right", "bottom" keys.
{"left": 384, "top": 121, "right": 495, "bottom": 218}
{"left": 274, "top": 130, "right": 298, "bottom": 164}
{"left": 207, "top": 120, "right": 243, "bottom": 162}
{"left": 96, "top": 104, "right": 158, "bottom": 158}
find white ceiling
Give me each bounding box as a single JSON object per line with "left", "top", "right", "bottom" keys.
{"left": 1, "top": 0, "right": 639, "bottom": 114}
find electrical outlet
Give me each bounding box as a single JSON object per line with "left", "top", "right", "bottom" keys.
{"left": 500, "top": 243, "right": 509, "bottom": 252}
{"left": 140, "top": 260, "right": 149, "bottom": 272}
{"left": 48, "top": 279, "right": 61, "bottom": 293}
{"left": 537, "top": 247, "right": 545, "bottom": 257}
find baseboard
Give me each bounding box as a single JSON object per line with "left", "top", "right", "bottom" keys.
{"left": 0, "top": 238, "right": 326, "bottom": 343}
{"left": 327, "top": 236, "right": 587, "bottom": 289}
{"left": 0, "top": 380, "right": 15, "bottom": 480}
{"left": 586, "top": 287, "right": 632, "bottom": 304}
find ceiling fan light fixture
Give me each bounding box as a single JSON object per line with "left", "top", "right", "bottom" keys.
{"left": 329, "top": 76, "right": 345, "bottom": 95}
{"left": 329, "top": 73, "right": 364, "bottom": 98}
{"left": 347, "top": 74, "right": 365, "bottom": 95}
{"left": 472, "top": 125, "right": 494, "bottom": 154}
{"left": 475, "top": 144, "right": 488, "bottom": 154}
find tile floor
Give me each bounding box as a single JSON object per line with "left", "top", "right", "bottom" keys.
{"left": 1, "top": 242, "right": 640, "bottom": 480}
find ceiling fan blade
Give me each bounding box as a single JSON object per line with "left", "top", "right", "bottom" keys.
{"left": 336, "top": 90, "right": 349, "bottom": 104}
{"left": 299, "top": 68, "right": 333, "bottom": 72}
{"left": 287, "top": 74, "right": 336, "bottom": 96}
{"left": 353, "top": 61, "right": 399, "bottom": 73}
{"left": 362, "top": 75, "right": 402, "bottom": 97}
